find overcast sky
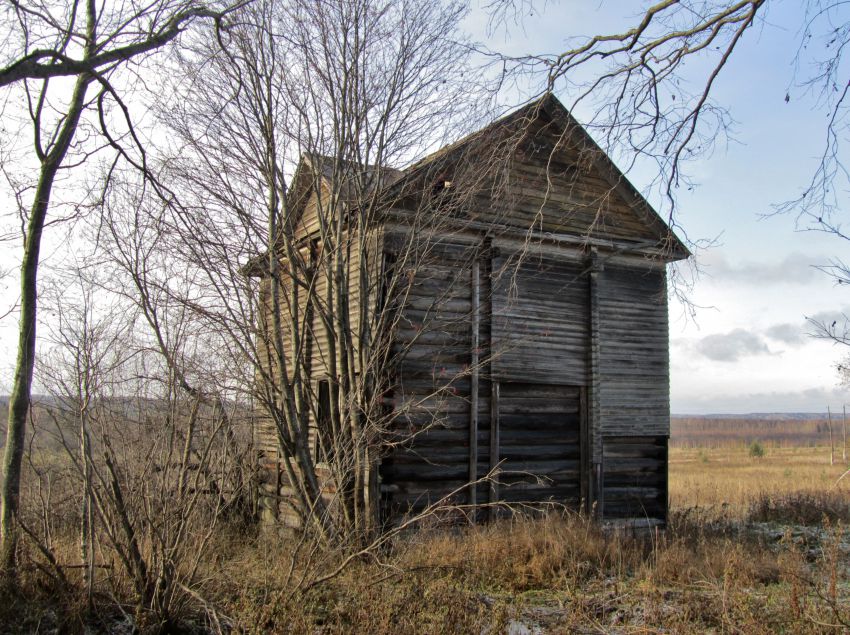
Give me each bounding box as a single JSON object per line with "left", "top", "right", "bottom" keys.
{"left": 2, "top": 1, "right": 850, "bottom": 415}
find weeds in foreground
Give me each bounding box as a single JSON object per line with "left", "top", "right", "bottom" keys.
{"left": 748, "top": 490, "right": 850, "bottom": 525}
{"left": 2, "top": 507, "right": 848, "bottom": 633}
{"left": 218, "top": 511, "right": 847, "bottom": 634}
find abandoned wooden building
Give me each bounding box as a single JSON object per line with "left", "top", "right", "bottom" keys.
{"left": 248, "top": 94, "right": 689, "bottom": 531}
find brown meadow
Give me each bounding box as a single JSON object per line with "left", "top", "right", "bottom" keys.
{"left": 670, "top": 445, "right": 850, "bottom": 513}
{"left": 2, "top": 422, "right": 849, "bottom": 633}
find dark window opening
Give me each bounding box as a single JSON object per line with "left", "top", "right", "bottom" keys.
{"left": 315, "top": 379, "right": 334, "bottom": 464}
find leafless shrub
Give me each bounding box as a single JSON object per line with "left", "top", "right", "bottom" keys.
{"left": 13, "top": 268, "right": 256, "bottom": 630}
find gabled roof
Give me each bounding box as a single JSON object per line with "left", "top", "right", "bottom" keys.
{"left": 245, "top": 94, "right": 690, "bottom": 276}
{"left": 392, "top": 93, "right": 690, "bottom": 262}
{"left": 286, "top": 153, "right": 405, "bottom": 232}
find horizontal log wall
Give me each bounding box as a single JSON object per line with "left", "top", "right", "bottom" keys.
{"left": 496, "top": 382, "right": 582, "bottom": 507}
{"left": 254, "top": 97, "right": 683, "bottom": 529}
{"left": 597, "top": 264, "right": 670, "bottom": 444}
{"left": 447, "top": 113, "right": 663, "bottom": 245}
{"left": 380, "top": 238, "right": 488, "bottom": 518}
{"left": 491, "top": 252, "right": 590, "bottom": 386}
{"left": 602, "top": 435, "right": 667, "bottom": 524}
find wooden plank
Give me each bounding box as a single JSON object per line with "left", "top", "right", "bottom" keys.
{"left": 662, "top": 437, "right": 669, "bottom": 526}
{"left": 580, "top": 385, "right": 589, "bottom": 514}
{"left": 588, "top": 249, "right": 602, "bottom": 518}
{"left": 489, "top": 380, "right": 500, "bottom": 516}
{"left": 601, "top": 435, "right": 668, "bottom": 525}
{"left": 597, "top": 264, "right": 671, "bottom": 447}
{"left": 469, "top": 259, "right": 480, "bottom": 510}
{"left": 491, "top": 252, "right": 590, "bottom": 386}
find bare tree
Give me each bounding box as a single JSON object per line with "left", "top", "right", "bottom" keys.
{"left": 484, "top": 0, "right": 766, "bottom": 226}
{"left": 482, "top": 2, "right": 850, "bottom": 252}
{"left": 0, "top": 0, "right": 241, "bottom": 580}
{"left": 27, "top": 262, "right": 251, "bottom": 628}
{"left": 112, "top": 0, "right": 504, "bottom": 545}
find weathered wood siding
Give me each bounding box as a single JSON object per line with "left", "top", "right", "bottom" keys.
{"left": 426, "top": 111, "right": 666, "bottom": 251}
{"left": 491, "top": 251, "right": 589, "bottom": 385}
{"left": 381, "top": 241, "right": 592, "bottom": 520}
{"left": 602, "top": 435, "right": 667, "bottom": 523}
{"left": 254, "top": 95, "right": 683, "bottom": 529}
{"left": 497, "top": 382, "right": 582, "bottom": 506}
{"left": 379, "top": 237, "right": 671, "bottom": 525}
{"left": 595, "top": 263, "right": 669, "bottom": 524}
{"left": 380, "top": 237, "right": 486, "bottom": 517}
{"left": 254, "top": 226, "right": 385, "bottom": 526}
{"left": 597, "top": 264, "right": 669, "bottom": 443}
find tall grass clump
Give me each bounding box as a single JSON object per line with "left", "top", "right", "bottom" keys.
{"left": 748, "top": 490, "right": 850, "bottom": 525}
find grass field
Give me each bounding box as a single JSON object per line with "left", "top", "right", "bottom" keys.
{"left": 199, "top": 448, "right": 850, "bottom": 633}
{"left": 206, "top": 443, "right": 850, "bottom": 633}
{"left": 670, "top": 445, "right": 850, "bottom": 514}
{"left": 3, "top": 433, "right": 850, "bottom": 633}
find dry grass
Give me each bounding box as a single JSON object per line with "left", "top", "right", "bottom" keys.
{"left": 209, "top": 445, "right": 850, "bottom": 632}
{"left": 194, "top": 510, "right": 849, "bottom": 634}
{"left": 3, "top": 444, "right": 850, "bottom": 633}
{"left": 670, "top": 445, "right": 850, "bottom": 516}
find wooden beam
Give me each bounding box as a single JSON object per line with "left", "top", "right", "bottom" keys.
{"left": 274, "top": 449, "right": 282, "bottom": 522}
{"left": 588, "top": 248, "right": 603, "bottom": 519}
{"left": 579, "top": 385, "right": 589, "bottom": 514}
{"left": 469, "top": 260, "right": 480, "bottom": 512}
{"left": 662, "top": 435, "right": 669, "bottom": 527}
{"left": 489, "top": 380, "right": 500, "bottom": 518}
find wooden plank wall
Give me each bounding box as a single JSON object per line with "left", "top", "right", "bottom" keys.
{"left": 497, "top": 382, "right": 582, "bottom": 507}
{"left": 491, "top": 252, "right": 589, "bottom": 386}
{"left": 597, "top": 264, "right": 670, "bottom": 444}
{"left": 451, "top": 114, "right": 662, "bottom": 245}
{"left": 602, "top": 435, "right": 667, "bottom": 524}
{"left": 258, "top": 240, "right": 674, "bottom": 527}
{"left": 382, "top": 242, "right": 595, "bottom": 522}
{"left": 596, "top": 263, "right": 669, "bottom": 524}
{"left": 254, "top": 227, "right": 384, "bottom": 526}
{"left": 380, "top": 237, "right": 489, "bottom": 518}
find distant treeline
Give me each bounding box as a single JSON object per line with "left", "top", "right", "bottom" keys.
{"left": 671, "top": 416, "right": 842, "bottom": 448}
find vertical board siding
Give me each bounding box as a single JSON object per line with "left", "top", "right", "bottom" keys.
{"left": 255, "top": 228, "right": 384, "bottom": 525}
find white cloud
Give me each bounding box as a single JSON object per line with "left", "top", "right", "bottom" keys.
{"left": 700, "top": 251, "right": 825, "bottom": 285}
{"left": 693, "top": 328, "right": 772, "bottom": 362}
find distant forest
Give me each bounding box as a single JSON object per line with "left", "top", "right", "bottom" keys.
{"left": 1, "top": 399, "right": 846, "bottom": 450}
{"left": 671, "top": 415, "right": 844, "bottom": 448}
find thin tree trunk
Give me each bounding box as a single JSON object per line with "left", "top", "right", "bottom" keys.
{"left": 0, "top": 71, "right": 91, "bottom": 579}
{"left": 80, "top": 405, "right": 95, "bottom": 610}
{"left": 843, "top": 405, "right": 847, "bottom": 463}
